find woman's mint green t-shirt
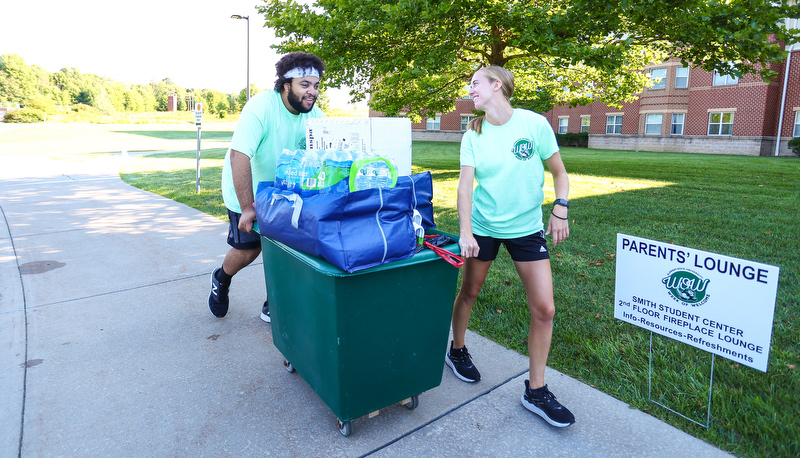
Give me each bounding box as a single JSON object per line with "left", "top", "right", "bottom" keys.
{"left": 460, "top": 109, "right": 558, "bottom": 238}
{"left": 222, "top": 89, "right": 324, "bottom": 213}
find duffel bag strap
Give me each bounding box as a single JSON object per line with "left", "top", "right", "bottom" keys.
{"left": 270, "top": 193, "right": 304, "bottom": 229}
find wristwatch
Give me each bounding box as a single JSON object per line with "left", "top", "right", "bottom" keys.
{"left": 554, "top": 198, "right": 569, "bottom": 208}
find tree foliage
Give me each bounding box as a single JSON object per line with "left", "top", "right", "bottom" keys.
{"left": 259, "top": 0, "right": 800, "bottom": 118}
{"left": 0, "top": 54, "right": 247, "bottom": 116}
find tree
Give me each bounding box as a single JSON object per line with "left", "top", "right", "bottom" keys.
{"left": 25, "top": 94, "right": 57, "bottom": 115}
{"left": 0, "top": 54, "right": 38, "bottom": 102}
{"left": 259, "top": 0, "right": 800, "bottom": 118}
{"left": 152, "top": 78, "right": 183, "bottom": 111}
{"left": 237, "top": 84, "right": 261, "bottom": 108}
{"left": 124, "top": 88, "right": 145, "bottom": 112}
{"left": 51, "top": 68, "right": 83, "bottom": 104}
{"left": 136, "top": 85, "right": 157, "bottom": 111}
{"left": 316, "top": 88, "right": 330, "bottom": 112}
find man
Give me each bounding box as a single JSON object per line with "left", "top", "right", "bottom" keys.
{"left": 208, "top": 52, "right": 325, "bottom": 322}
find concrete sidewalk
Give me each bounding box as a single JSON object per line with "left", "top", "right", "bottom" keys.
{"left": 0, "top": 145, "right": 731, "bottom": 456}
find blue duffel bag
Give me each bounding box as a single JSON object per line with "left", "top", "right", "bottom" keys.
{"left": 397, "top": 171, "right": 436, "bottom": 230}
{"left": 254, "top": 181, "right": 417, "bottom": 273}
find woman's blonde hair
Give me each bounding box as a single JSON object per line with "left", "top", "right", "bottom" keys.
{"left": 467, "top": 66, "right": 515, "bottom": 135}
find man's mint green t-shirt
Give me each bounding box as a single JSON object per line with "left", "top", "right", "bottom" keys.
{"left": 460, "top": 109, "right": 558, "bottom": 238}
{"left": 222, "top": 89, "right": 324, "bottom": 213}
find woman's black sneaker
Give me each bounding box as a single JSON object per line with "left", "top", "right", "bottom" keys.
{"left": 521, "top": 380, "right": 575, "bottom": 427}
{"left": 445, "top": 341, "right": 481, "bottom": 383}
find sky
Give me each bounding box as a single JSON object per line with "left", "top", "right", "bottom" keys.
{"left": 0, "top": 0, "right": 364, "bottom": 109}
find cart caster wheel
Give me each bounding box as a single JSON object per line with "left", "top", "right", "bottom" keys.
{"left": 283, "top": 359, "right": 295, "bottom": 373}
{"left": 405, "top": 395, "right": 419, "bottom": 410}
{"left": 337, "top": 419, "right": 352, "bottom": 437}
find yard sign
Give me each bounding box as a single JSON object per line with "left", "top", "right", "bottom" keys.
{"left": 614, "top": 233, "right": 779, "bottom": 372}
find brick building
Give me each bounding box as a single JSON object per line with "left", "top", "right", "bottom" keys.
{"left": 371, "top": 52, "right": 800, "bottom": 156}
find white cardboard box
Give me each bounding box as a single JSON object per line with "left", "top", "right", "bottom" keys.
{"left": 306, "top": 117, "right": 412, "bottom": 176}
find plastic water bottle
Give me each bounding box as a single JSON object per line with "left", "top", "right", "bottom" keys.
{"left": 274, "top": 149, "right": 295, "bottom": 189}
{"left": 299, "top": 149, "right": 323, "bottom": 190}
{"left": 351, "top": 156, "right": 397, "bottom": 190}
{"left": 413, "top": 209, "right": 424, "bottom": 246}
{"left": 284, "top": 149, "right": 306, "bottom": 192}
{"left": 321, "top": 149, "right": 354, "bottom": 193}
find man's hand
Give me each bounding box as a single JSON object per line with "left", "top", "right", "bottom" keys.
{"left": 239, "top": 205, "right": 257, "bottom": 233}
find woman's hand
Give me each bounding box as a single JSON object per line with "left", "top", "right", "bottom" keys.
{"left": 546, "top": 209, "right": 569, "bottom": 246}
{"left": 459, "top": 233, "right": 481, "bottom": 258}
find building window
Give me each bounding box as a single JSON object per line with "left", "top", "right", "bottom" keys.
{"left": 675, "top": 67, "right": 689, "bottom": 88}
{"left": 460, "top": 115, "right": 474, "bottom": 131}
{"left": 581, "top": 117, "right": 590, "bottom": 133}
{"left": 671, "top": 113, "right": 685, "bottom": 135}
{"left": 606, "top": 115, "right": 623, "bottom": 134}
{"left": 645, "top": 114, "right": 663, "bottom": 134}
{"left": 558, "top": 117, "right": 569, "bottom": 134}
{"left": 426, "top": 114, "right": 441, "bottom": 131}
{"left": 794, "top": 111, "right": 800, "bottom": 137}
{"left": 708, "top": 112, "right": 734, "bottom": 135}
{"left": 713, "top": 70, "right": 739, "bottom": 86}
{"left": 649, "top": 67, "right": 667, "bottom": 89}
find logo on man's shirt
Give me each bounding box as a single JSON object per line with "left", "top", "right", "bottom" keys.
{"left": 511, "top": 138, "right": 534, "bottom": 160}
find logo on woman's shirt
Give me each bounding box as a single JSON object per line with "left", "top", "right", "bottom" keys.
{"left": 511, "top": 138, "right": 534, "bottom": 160}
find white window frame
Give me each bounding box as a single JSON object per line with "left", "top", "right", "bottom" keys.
{"left": 606, "top": 115, "right": 623, "bottom": 134}
{"left": 645, "top": 113, "right": 663, "bottom": 134}
{"left": 675, "top": 67, "right": 689, "bottom": 88}
{"left": 708, "top": 112, "right": 734, "bottom": 136}
{"left": 713, "top": 70, "right": 739, "bottom": 86}
{"left": 794, "top": 111, "right": 800, "bottom": 137}
{"left": 558, "top": 117, "right": 569, "bottom": 134}
{"left": 671, "top": 113, "right": 685, "bottom": 135}
{"left": 649, "top": 67, "right": 667, "bottom": 89}
{"left": 460, "top": 114, "right": 474, "bottom": 131}
{"left": 580, "top": 116, "right": 590, "bottom": 133}
{"left": 426, "top": 114, "right": 441, "bottom": 131}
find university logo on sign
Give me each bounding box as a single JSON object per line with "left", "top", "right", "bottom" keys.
{"left": 662, "top": 268, "right": 711, "bottom": 306}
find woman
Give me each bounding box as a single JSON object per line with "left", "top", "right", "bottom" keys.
{"left": 446, "top": 66, "right": 575, "bottom": 427}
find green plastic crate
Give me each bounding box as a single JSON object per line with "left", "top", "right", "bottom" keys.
{"left": 259, "top": 230, "right": 460, "bottom": 427}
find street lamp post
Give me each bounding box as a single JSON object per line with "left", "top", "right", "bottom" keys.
{"left": 230, "top": 14, "right": 250, "bottom": 101}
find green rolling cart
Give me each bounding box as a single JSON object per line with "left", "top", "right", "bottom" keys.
{"left": 259, "top": 230, "right": 460, "bottom": 436}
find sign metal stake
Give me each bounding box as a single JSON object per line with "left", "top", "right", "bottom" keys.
{"left": 648, "top": 331, "right": 715, "bottom": 429}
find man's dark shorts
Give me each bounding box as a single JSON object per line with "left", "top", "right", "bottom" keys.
{"left": 474, "top": 231, "right": 550, "bottom": 262}
{"left": 227, "top": 209, "right": 261, "bottom": 250}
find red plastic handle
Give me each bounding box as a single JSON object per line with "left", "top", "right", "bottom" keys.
{"left": 423, "top": 241, "right": 465, "bottom": 268}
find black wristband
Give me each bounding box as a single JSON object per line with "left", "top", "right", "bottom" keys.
{"left": 551, "top": 210, "right": 568, "bottom": 220}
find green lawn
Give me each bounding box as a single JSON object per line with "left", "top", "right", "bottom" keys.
{"left": 120, "top": 142, "right": 800, "bottom": 457}
{"left": 112, "top": 130, "right": 235, "bottom": 141}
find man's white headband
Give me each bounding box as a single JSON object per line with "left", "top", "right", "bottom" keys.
{"left": 283, "top": 67, "right": 320, "bottom": 79}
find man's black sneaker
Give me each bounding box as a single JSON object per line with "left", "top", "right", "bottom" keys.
{"left": 522, "top": 380, "right": 575, "bottom": 427}
{"left": 445, "top": 341, "right": 481, "bottom": 383}
{"left": 208, "top": 268, "right": 230, "bottom": 317}
{"left": 260, "top": 300, "right": 270, "bottom": 323}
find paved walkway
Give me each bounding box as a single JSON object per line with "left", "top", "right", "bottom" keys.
{"left": 0, "top": 125, "right": 731, "bottom": 457}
